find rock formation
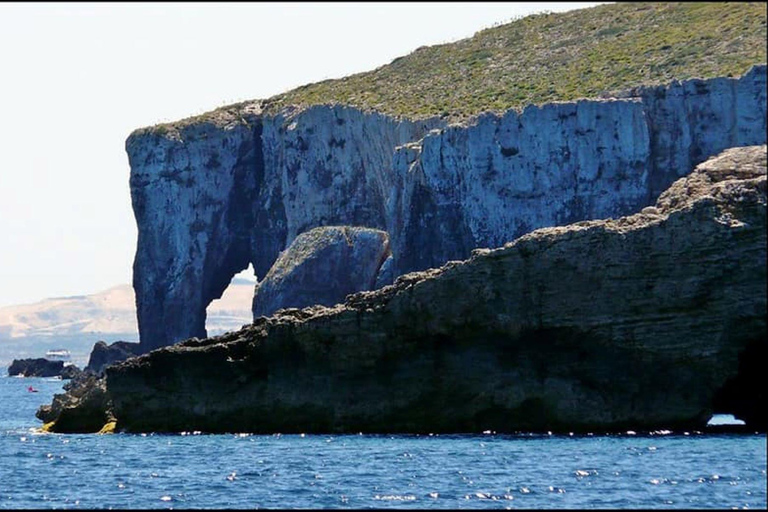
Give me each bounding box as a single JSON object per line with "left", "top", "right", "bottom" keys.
{"left": 37, "top": 372, "right": 113, "bottom": 433}
{"left": 40, "top": 145, "right": 767, "bottom": 434}
{"left": 127, "top": 104, "right": 264, "bottom": 352}
{"left": 127, "top": 66, "right": 766, "bottom": 352}
{"left": 8, "top": 358, "right": 82, "bottom": 379}
{"left": 252, "top": 226, "right": 391, "bottom": 317}
{"left": 85, "top": 341, "right": 142, "bottom": 375}
{"left": 60, "top": 364, "right": 83, "bottom": 380}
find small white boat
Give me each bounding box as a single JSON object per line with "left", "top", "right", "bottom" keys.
{"left": 45, "top": 349, "right": 72, "bottom": 365}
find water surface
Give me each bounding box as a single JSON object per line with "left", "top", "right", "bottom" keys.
{"left": 1, "top": 376, "right": 765, "bottom": 509}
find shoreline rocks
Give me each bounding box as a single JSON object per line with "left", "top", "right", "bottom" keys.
{"left": 38, "top": 145, "right": 767, "bottom": 434}
{"left": 8, "top": 358, "right": 82, "bottom": 379}
{"left": 37, "top": 372, "right": 113, "bottom": 433}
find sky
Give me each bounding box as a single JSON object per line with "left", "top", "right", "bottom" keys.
{"left": 0, "top": 2, "right": 603, "bottom": 308}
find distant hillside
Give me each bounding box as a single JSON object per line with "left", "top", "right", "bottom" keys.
{"left": 0, "top": 280, "right": 254, "bottom": 340}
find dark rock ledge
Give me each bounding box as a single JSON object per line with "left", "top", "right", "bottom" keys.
{"left": 8, "top": 358, "right": 82, "bottom": 379}
{"left": 38, "top": 145, "right": 767, "bottom": 434}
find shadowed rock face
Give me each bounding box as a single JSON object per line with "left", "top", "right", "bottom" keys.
{"left": 86, "top": 341, "right": 142, "bottom": 375}
{"left": 44, "top": 145, "right": 766, "bottom": 434}
{"left": 252, "top": 226, "right": 390, "bottom": 318}
{"left": 127, "top": 67, "right": 766, "bottom": 353}
{"left": 36, "top": 373, "right": 112, "bottom": 432}
{"left": 8, "top": 358, "right": 65, "bottom": 378}
{"left": 8, "top": 359, "right": 82, "bottom": 379}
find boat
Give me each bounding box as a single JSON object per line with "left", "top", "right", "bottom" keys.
{"left": 45, "top": 349, "right": 72, "bottom": 365}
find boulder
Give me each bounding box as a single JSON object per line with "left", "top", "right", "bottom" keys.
{"left": 252, "top": 226, "right": 390, "bottom": 317}
{"left": 9, "top": 358, "right": 64, "bottom": 378}
{"left": 60, "top": 364, "right": 83, "bottom": 380}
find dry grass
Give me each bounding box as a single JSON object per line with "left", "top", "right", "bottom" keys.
{"left": 142, "top": 2, "right": 767, "bottom": 134}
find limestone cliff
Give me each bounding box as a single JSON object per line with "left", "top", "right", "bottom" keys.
{"left": 127, "top": 104, "right": 263, "bottom": 351}
{"left": 127, "top": 66, "right": 766, "bottom": 352}
{"left": 391, "top": 66, "right": 766, "bottom": 275}
{"left": 43, "top": 146, "right": 767, "bottom": 433}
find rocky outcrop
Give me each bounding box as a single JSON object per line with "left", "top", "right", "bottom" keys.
{"left": 252, "top": 226, "right": 390, "bottom": 317}
{"left": 8, "top": 358, "right": 81, "bottom": 379}
{"left": 86, "top": 341, "right": 142, "bottom": 375}
{"left": 42, "top": 145, "right": 766, "bottom": 433}
{"left": 60, "top": 364, "right": 83, "bottom": 380}
{"left": 36, "top": 372, "right": 113, "bottom": 432}
{"left": 127, "top": 67, "right": 766, "bottom": 353}
{"left": 127, "top": 103, "right": 264, "bottom": 352}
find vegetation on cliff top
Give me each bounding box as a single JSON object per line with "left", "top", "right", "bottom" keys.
{"left": 143, "top": 2, "right": 766, "bottom": 133}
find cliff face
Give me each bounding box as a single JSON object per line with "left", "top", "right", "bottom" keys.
{"left": 45, "top": 145, "right": 766, "bottom": 433}
{"left": 127, "top": 104, "right": 263, "bottom": 351}
{"left": 391, "top": 66, "right": 766, "bottom": 275}
{"left": 391, "top": 100, "right": 651, "bottom": 274}
{"left": 257, "top": 106, "right": 442, "bottom": 255}
{"left": 127, "top": 66, "right": 766, "bottom": 352}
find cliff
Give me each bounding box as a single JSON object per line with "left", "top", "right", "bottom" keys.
{"left": 128, "top": 66, "right": 766, "bottom": 352}
{"left": 127, "top": 103, "right": 264, "bottom": 351}
{"left": 39, "top": 145, "right": 767, "bottom": 434}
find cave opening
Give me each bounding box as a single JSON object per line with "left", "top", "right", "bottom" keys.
{"left": 205, "top": 263, "right": 257, "bottom": 337}
{"left": 710, "top": 337, "right": 766, "bottom": 431}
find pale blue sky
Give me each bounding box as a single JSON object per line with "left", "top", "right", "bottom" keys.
{"left": 0, "top": 2, "right": 602, "bottom": 308}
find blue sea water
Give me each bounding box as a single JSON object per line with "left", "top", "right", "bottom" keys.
{"left": 0, "top": 376, "right": 765, "bottom": 509}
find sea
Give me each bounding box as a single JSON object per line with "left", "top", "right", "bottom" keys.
{"left": 0, "top": 376, "right": 765, "bottom": 510}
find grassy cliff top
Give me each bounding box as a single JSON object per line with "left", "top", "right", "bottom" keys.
{"left": 141, "top": 2, "right": 767, "bottom": 134}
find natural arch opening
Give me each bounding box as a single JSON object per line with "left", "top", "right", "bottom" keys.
{"left": 205, "top": 263, "right": 257, "bottom": 336}
{"left": 711, "top": 337, "right": 766, "bottom": 431}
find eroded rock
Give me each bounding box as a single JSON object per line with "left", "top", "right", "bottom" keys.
{"left": 8, "top": 358, "right": 81, "bottom": 379}
{"left": 42, "top": 145, "right": 766, "bottom": 433}
{"left": 86, "top": 340, "right": 142, "bottom": 375}
{"left": 36, "top": 372, "right": 112, "bottom": 433}
{"left": 252, "top": 226, "right": 391, "bottom": 317}
{"left": 127, "top": 67, "right": 766, "bottom": 353}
